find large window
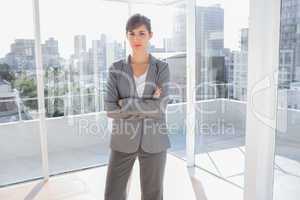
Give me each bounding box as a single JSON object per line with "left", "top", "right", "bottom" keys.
{"left": 39, "top": 0, "right": 128, "bottom": 175}
{"left": 2, "top": 2, "right": 297, "bottom": 199}
{"left": 0, "top": 0, "right": 43, "bottom": 186}
{"left": 273, "top": 0, "right": 300, "bottom": 199}
{"left": 0, "top": 0, "right": 188, "bottom": 186}
{"left": 40, "top": 0, "right": 127, "bottom": 118}
{"left": 194, "top": 0, "right": 249, "bottom": 192}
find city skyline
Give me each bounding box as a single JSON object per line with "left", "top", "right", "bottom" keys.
{"left": 0, "top": 0, "right": 249, "bottom": 58}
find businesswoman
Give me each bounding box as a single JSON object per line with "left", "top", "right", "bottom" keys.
{"left": 104, "top": 13, "right": 171, "bottom": 200}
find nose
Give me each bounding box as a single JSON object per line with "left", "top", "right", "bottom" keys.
{"left": 132, "top": 35, "right": 141, "bottom": 41}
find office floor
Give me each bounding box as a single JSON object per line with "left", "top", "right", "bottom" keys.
{"left": 0, "top": 153, "right": 245, "bottom": 200}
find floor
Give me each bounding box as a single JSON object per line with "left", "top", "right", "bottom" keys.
{"left": 1, "top": 133, "right": 299, "bottom": 199}
{"left": 0, "top": 154, "right": 197, "bottom": 200}
{"left": 0, "top": 153, "right": 247, "bottom": 200}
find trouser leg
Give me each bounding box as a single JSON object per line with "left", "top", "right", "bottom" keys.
{"left": 138, "top": 147, "right": 167, "bottom": 200}
{"left": 104, "top": 150, "right": 137, "bottom": 200}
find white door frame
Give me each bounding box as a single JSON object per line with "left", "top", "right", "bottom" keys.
{"left": 33, "top": 0, "right": 50, "bottom": 180}
{"left": 186, "top": 0, "right": 197, "bottom": 167}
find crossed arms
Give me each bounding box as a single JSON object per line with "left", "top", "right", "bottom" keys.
{"left": 104, "top": 63, "right": 170, "bottom": 120}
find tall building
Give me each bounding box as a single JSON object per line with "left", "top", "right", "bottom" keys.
{"left": 113, "top": 40, "right": 126, "bottom": 61}
{"left": 166, "top": 4, "right": 225, "bottom": 100}
{"left": 279, "top": 0, "right": 300, "bottom": 87}
{"left": 4, "top": 39, "right": 36, "bottom": 71}
{"left": 91, "top": 34, "right": 107, "bottom": 76}
{"left": 161, "top": 52, "right": 187, "bottom": 103}
{"left": 90, "top": 34, "right": 107, "bottom": 108}
{"left": 224, "top": 48, "right": 234, "bottom": 98}
{"left": 10, "top": 39, "right": 35, "bottom": 57}
{"left": 42, "top": 37, "right": 60, "bottom": 68}
{"left": 240, "top": 28, "right": 249, "bottom": 51}
{"left": 195, "top": 5, "right": 225, "bottom": 99}
{"left": 233, "top": 50, "right": 248, "bottom": 101}
{"left": 170, "top": 5, "right": 186, "bottom": 52}
{"left": 42, "top": 38, "right": 63, "bottom": 117}
{"left": 74, "top": 35, "right": 87, "bottom": 58}
{"left": 233, "top": 28, "right": 248, "bottom": 101}
{"left": 68, "top": 34, "right": 126, "bottom": 113}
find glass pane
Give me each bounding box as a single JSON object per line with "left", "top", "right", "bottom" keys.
{"left": 39, "top": 0, "right": 127, "bottom": 175}
{"left": 194, "top": 0, "right": 249, "bottom": 191}
{"left": 274, "top": 0, "right": 300, "bottom": 199}
{"left": 0, "top": 0, "right": 43, "bottom": 186}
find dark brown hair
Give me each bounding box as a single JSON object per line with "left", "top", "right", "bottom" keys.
{"left": 126, "top": 13, "right": 152, "bottom": 33}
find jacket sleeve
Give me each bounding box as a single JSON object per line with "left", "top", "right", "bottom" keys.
{"left": 119, "top": 63, "right": 170, "bottom": 119}
{"left": 104, "top": 63, "right": 141, "bottom": 120}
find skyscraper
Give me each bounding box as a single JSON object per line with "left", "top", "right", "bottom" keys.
{"left": 4, "top": 39, "right": 36, "bottom": 71}
{"left": 74, "top": 35, "right": 87, "bottom": 58}
{"left": 42, "top": 37, "right": 60, "bottom": 68}
{"left": 195, "top": 5, "right": 225, "bottom": 99}
{"left": 279, "top": 0, "right": 300, "bottom": 87}
{"left": 233, "top": 28, "right": 248, "bottom": 101}
{"left": 167, "top": 4, "right": 225, "bottom": 100}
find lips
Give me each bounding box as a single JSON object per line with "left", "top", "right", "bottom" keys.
{"left": 134, "top": 44, "right": 141, "bottom": 47}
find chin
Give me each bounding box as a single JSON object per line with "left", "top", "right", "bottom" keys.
{"left": 132, "top": 48, "right": 146, "bottom": 53}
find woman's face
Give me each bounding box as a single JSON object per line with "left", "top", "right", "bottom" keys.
{"left": 126, "top": 24, "right": 153, "bottom": 53}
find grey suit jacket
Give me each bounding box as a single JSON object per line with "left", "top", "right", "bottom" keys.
{"left": 104, "top": 53, "right": 171, "bottom": 153}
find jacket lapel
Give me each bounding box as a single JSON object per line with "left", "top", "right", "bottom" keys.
{"left": 143, "top": 54, "right": 157, "bottom": 98}
{"left": 125, "top": 53, "right": 158, "bottom": 98}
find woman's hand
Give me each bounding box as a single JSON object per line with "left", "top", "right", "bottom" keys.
{"left": 153, "top": 86, "right": 162, "bottom": 98}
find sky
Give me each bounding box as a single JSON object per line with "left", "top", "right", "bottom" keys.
{"left": 0, "top": 0, "right": 249, "bottom": 58}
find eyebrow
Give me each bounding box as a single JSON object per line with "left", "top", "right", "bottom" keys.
{"left": 129, "top": 30, "right": 146, "bottom": 33}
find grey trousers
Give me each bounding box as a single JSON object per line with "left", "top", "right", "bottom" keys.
{"left": 104, "top": 146, "right": 167, "bottom": 200}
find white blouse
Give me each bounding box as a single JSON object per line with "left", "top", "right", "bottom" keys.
{"left": 134, "top": 66, "right": 149, "bottom": 97}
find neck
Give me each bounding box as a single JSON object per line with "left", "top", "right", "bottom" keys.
{"left": 130, "top": 51, "right": 150, "bottom": 64}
